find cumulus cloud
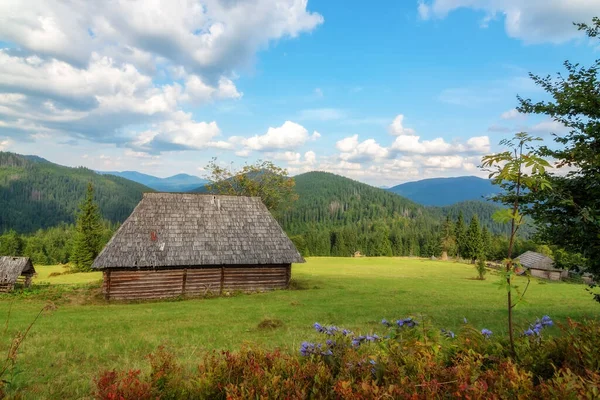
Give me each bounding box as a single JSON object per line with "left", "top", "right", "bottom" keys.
{"left": 242, "top": 121, "right": 319, "bottom": 151}
{"left": 0, "top": 0, "right": 323, "bottom": 151}
{"left": 132, "top": 111, "right": 221, "bottom": 151}
{"left": 389, "top": 114, "right": 416, "bottom": 136}
{"left": 417, "top": 0, "right": 600, "bottom": 44}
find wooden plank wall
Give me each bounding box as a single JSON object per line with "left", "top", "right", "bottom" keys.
{"left": 223, "top": 266, "right": 289, "bottom": 292}
{"left": 104, "top": 264, "right": 290, "bottom": 300}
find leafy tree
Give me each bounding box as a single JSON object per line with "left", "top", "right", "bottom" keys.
{"left": 517, "top": 18, "right": 600, "bottom": 288}
{"left": 0, "top": 230, "right": 24, "bottom": 256}
{"left": 463, "top": 215, "right": 483, "bottom": 263}
{"left": 204, "top": 158, "right": 298, "bottom": 216}
{"left": 454, "top": 212, "right": 466, "bottom": 258}
{"left": 481, "top": 132, "right": 552, "bottom": 355}
{"left": 71, "top": 183, "right": 103, "bottom": 271}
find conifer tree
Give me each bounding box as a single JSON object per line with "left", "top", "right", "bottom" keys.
{"left": 481, "top": 225, "right": 492, "bottom": 259}
{"left": 454, "top": 212, "right": 466, "bottom": 259}
{"left": 440, "top": 215, "right": 456, "bottom": 257}
{"left": 71, "top": 183, "right": 103, "bottom": 271}
{"left": 464, "top": 215, "right": 483, "bottom": 263}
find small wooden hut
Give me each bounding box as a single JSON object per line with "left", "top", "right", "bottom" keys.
{"left": 0, "top": 256, "right": 35, "bottom": 292}
{"left": 515, "top": 251, "right": 567, "bottom": 281}
{"left": 92, "top": 193, "right": 305, "bottom": 300}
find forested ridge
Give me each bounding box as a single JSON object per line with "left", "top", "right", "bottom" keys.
{"left": 0, "top": 156, "right": 539, "bottom": 264}
{"left": 0, "top": 152, "right": 151, "bottom": 233}
{"left": 277, "top": 172, "right": 535, "bottom": 258}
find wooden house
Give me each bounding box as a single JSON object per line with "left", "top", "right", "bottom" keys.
{"left": 0, "top": 256, "right": 35, "bottom": 292}
{"left": 92, "top": 193, "right": 305, "bottom": 300}
{"left": 515, "top": 251, "right": 567, "bottom": 281}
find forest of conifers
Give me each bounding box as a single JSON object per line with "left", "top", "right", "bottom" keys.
{"left": 0, "top": 153, "right": 541, "bottom": 265}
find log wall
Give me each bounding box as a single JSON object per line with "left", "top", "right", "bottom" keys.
{"left": 103, "top": 264, "right": 291, "bottom": 300}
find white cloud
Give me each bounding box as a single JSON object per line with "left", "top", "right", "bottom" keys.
{"left": 133, "top": 111, "right": 221, "bottom": 151}
{"left": 418, "top": 0, "right": 600, "bottom": 44}
{"left": 269, "top": 150, "right": 317, "bottom": 166}
{"left": 389, "top": 114, "right": 416, "bottom": 136}
{"left": 336, "top": 134, "right": 359, "bottom": 152}
{"left": 0, "top": 138, "right": 11, "bottom": 150}
{"left": 336, "top": 135, "right": 389, "bottom": 162}
{"left": 243, "top": 121, "right": 316, "bottom": 151}
{"left": 0, "top": 0, "right": 322, "bottom": 151}
{"left": 418, "top": 0, "right": 432, "bottom": 20}
{"left": 501, "top": 108, "right": 526, "bottom": 120}
{"left": 0, "top": 0, "right": 323, "bottom": 76}
{"left": 530, "top": 119, "right": 570, "bottom": 134}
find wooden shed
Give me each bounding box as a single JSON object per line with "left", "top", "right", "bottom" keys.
{"left": 92, "top": 193, "right": 305, "bottom": 300}
{"left": 515, "top": 251, "right": 568, "bottom": 281}
{"left": 0, "top": 256, "right": 35, "bottom": 292}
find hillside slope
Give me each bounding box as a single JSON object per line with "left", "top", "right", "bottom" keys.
{"left": 388, "top": 176, "right": 500, "bottom": 206}
{"left": 0, "top": 152, "right": 152, "bottom": 233}
{"left": 279, "top": 171, "right": 432, "bottom": 234}
{"left": 98, "top": 170, "right": 207, "bottom": 192}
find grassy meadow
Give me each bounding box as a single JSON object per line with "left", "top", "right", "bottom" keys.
{"left": 0, "top": 257, "right": 598, "bottom": 398}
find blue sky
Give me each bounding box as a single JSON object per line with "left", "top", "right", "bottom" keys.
{"left": 0, "top": 0, "right": 598, "bottom": 185}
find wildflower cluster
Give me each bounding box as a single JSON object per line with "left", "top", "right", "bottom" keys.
{"left": 313, "top": 323, "right": 352, "bottom": 336}
{"left": 381, "top": 317, "right": 418, "bottom": 328}
{"left": 481, "top": 328, "right": 493, "bottom": 338}
{"left": 351, "top": 334, "right": 380, "bottom": 347}
{"left": 524, "top": 315, "right": 553, "bottom": 337}
{"left": 299, "top": 342, "right": 332, "bottom": 357}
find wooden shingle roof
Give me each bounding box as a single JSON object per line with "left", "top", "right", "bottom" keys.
{"left": 0, "top": 257, "right": 35, "bottom": 286}
{"left": 515, "top": 251, "right": 558, "bottom": 271}
{"left": 92, "top": 193, "right": 304, "bottom": 269}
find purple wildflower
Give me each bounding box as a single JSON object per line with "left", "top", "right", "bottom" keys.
{"left": 441, "top": 329, "right": 456, "bottom": 339}
{"left": 313, "top": 323, "right": 324, "bottom": 333}
{"left": 481, "top": 328, "right": 493, "bottom": 338}
{"left": 342, "top": 329, "right": 352, "bottom": 336}
{"left": 326, "top": 339, "right": 335, "bottom": 347}
{"left": 524, "top": 328, "right": 535, "bottom": 337}
{"left": 541, "top": 315, "right": 553, "bottom": 327}
{"left": 382, "top": 319, "right": 391, "bottom": 327}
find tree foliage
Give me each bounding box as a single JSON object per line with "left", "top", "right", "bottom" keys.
{"left": 71, "top": 183, "right": 103, "bottom": 272}
{"left": 481, "top": 132, "right": 552, "bottom": 354}
{"left": 464, "top": 215, "right": 483, "bottom": 263}
{"left": 0, "top": 152, "right": 148, "bottom": 233}
{"left": 517, "top": 18, "right": 600, "bottom": 283}
{"left": 204, "top": 158, "right": 298, "bottom": 216}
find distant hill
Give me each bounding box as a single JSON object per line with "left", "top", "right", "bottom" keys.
{"left": 98, "top": 170, "right": 207, "bottom": 192}
{"left": 388, "top": 176, "right": 500, "bottom": 206}
{"left": 0, "top": 152, "right": 152, "bottom": 233}
{"left": 280, "top": 171, "right": 429, "bottom": 234}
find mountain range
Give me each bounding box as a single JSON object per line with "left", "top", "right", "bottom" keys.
{"left": 0, "top": 152, "right": 151, "bottom": 233}
{"left": 97, "top": 170, "right": 207, "bottom": 192}
{"left": 0, "top": 152, "right": 513, "bottom": 239}
{"left": 387, "top": 176, "right": 500, "bottom": 206}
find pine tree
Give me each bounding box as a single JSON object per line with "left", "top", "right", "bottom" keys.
{"left": 454, "top": 212, "right": 466, "bottom": 259}
{"left": 464, "top": 215, "right": 483, "bottom": 263}
{"left": 71, "top": 183, "right": 103, "bottom": 271}
{"left": 440, "top": 215, "right": 456, "bottom": 258}
{"left": 481, "top": 225, "right": 492, "bottom": 259}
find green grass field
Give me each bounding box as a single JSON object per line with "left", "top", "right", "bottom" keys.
{"left": 0, "top": 257, "right": 597, "bottom": 398}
